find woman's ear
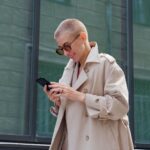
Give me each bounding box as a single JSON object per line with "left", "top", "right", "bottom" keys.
{"left": 80, "top": 32, "right": 86, "bottom": 40}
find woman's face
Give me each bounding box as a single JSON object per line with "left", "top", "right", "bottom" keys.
{"left": 56, "top": 32, "right": 86, "bottom": 63}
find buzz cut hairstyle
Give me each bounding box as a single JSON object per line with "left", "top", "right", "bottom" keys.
{"left": 54, "top": 18, "right": 88, "bottom": 39}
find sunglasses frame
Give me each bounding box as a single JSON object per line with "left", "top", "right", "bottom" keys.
{"left": 55, "top": 34, "right": 80, "bottom": 55}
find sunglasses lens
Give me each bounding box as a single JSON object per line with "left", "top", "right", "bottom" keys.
{"left": 63, "top": 44, "right": 71, "bottom": 51}
{"left": 55, "top": 43, "right": 72, "bottom": 55}
{"left": 56, "top": 48, "right": 64, "bottom": 55}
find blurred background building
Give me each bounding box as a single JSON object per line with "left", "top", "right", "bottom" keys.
{"left": 0, "top": 0, "right": 150, "bottom": 149}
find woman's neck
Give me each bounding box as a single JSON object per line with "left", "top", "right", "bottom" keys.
{"left": 79, "top": 44, "right": 91, "bottom": 68}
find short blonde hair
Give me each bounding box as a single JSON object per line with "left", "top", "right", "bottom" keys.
{"left": 54, "top": 18, "right": 88, "bottom": 39}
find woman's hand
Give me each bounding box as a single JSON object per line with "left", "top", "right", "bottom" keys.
{"left": 43, "top": 85, "right": 61, "bottom": 107}
{"left": 49, "top": 82, "right": 85, "bottom": 103}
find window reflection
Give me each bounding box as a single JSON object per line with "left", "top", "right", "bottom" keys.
{"left": 133, "top": 0, "right": 150, "bottom": 144}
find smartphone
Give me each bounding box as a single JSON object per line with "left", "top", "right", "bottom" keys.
{"left": 36, "top": 77, "right": 51, "bottom": 91}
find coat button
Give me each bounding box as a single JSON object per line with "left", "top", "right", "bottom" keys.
{"left": 85, "top": 135, "right": 89, "bottom": 141}
{"left": 95, "top": 98, "right": 99, "bottom": 103}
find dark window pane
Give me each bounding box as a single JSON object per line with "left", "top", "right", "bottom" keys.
{"left": 36, "top": 61, "right": 64, "bottom": 137}
{"left": 133, "top": 0, "right": 150, "bottom": 25}
{"left": 133, "top": 0, "right": 150, "bottom": 144}
{"left": 0, "top": 0, "right": 33, "bottom": 135}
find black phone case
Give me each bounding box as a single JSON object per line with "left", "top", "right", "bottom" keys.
{"left": 36, "top": 78, "right": 51, "bottom": 91}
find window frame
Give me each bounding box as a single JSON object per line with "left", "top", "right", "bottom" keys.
{"left": 127, "top": 0, "right": 150, "bottom": 149}
{"left": 126, "top": 0, "right": 134, "bottom": 143}
{"left": 0, "top": 0, "right": 42, "bottom": 144}
{"left": 49, "top": 0, "right": 71, "bottom": 5}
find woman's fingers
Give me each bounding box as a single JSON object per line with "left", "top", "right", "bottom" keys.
{"left": 56, "top": 101, "right": 61, "bottom": 107}
{"left": 43, "top": 85, "right": 49, "bottom": 94}
{"left": 55, "top": 98, "right": 61, "bottom": 107}
{"left": 43, "top": 82, "right": 62, "bottom": 106}
{"left": 49, "top": 82, "right": 66, "bottom": 89}
{"left": 50, "top": 95, "right": 61, "bottom": 106}
{"left": 48, "top": 82, "right": 76, "bottom": 101}
{"left": 47, "top": 82, "right": 82, "bottom": 102}
{"left": 50, "top": 86, "right": 63, "bottom": 96}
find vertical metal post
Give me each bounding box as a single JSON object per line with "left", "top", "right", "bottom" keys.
{"left": 24, "top": 43, "right": 32, "bottom": 134}
{"left": 126, "top": 0, "right": 135, "bottom": 144}
{"left": 30, "top": 0, "right": 41, "bottom": 141}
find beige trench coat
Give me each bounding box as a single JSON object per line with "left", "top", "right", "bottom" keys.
{"left": 49, "top": 44, "right": 134, "bottom": 150}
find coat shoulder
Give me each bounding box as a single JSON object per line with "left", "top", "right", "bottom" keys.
{"left": 99, "top": 53, "right": 116, "bottom": 64}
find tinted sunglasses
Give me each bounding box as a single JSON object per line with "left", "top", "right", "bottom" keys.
{"left": 56, "top": 34, "right": 80, "bottom": 55}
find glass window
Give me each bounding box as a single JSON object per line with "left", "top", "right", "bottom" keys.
{"left": 0, "top": 0, "right": 129, "bottom": 145}
{"left": 0, "top": 0, "right": 33, "bottom": 135}
{"left": 133, "top": 0, "right": 150, "bottom": 26}
{"left": 37, "top": 0, "right": 127, "bottom": 139}
{"left": 133, "top": 0, "right": 150, "bottom": 145}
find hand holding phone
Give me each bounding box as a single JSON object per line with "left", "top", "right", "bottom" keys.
{"left": 36, "top": 77, "right": 51, "bottom": 91}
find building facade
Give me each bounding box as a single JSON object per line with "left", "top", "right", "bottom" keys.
{"left": 0, "top": 0, "right": 150, "bottom": 149}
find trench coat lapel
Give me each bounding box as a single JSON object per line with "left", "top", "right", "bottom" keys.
{"left": 60, "top": 59, "right": 88, "bottom": 91}
{"left": 52, "top": 61, "right": 76, "bottom": 143}
{"left": 72, "top": 69, "right": 88, "bottom": 90}
{"left": 55, "top": 59, "right": 75, "bottom": 119}
{"left": 71, "top": 43, "right": 99, "bottom": 90}
{"left": 52, "top": 63, "right": 88, "bottom": 149}
{"left": 59, "top": 59, "right": 75, "bottom": 85}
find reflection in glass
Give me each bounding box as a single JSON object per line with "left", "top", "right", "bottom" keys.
{"left": 0, "top": 0, "right": 33, "bottom": 135}
{"left": 133, "top": 0, "right": 150, "bottom": 144}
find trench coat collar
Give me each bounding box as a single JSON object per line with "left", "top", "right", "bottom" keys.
{"left": 85, "top": 42, "right": 100, "bottom": 64}
{"left": 64, "top": 43, "right": 100, "bottom": 90}
{"left": 65, "top": 42, "right": 100, "bottom": 68}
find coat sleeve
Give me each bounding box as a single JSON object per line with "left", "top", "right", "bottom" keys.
{"left": 85, "top": 62, "right": 129, "bottom": 120}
